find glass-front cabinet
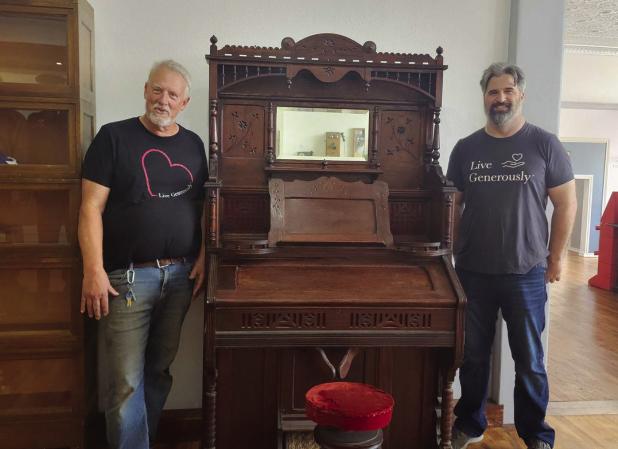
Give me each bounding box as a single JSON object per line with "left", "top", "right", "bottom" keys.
{"left": 0, "top": 1, "right": 95, "bottom": 448}
{"left": 0, "top": 10, "right": 69, "bottom": 84}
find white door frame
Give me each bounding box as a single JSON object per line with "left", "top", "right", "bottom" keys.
{"left": 571, "top": 175, "right": 594, "bottom": 256}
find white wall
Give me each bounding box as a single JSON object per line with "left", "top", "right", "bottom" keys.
{"left": 88, "top": 0, "right": 511, "bottom": 409}
{"left": 560, "top": 108, "right": 618, "bottom": 201}
{"left": 560, "top": 50, "right": 618, "bottom": 202}
{"left": 561, "top": 52, "right": 618, "bottom": 105}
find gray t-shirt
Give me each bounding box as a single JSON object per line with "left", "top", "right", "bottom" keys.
{"left": 446, "top": 122, "right": 574, "bottom": 274}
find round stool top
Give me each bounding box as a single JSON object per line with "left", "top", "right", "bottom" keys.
{"left": 305, "top": 382, "right": 394, "bottom": 431}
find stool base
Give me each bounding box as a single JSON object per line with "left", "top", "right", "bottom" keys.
{"left": 314, "top": 426, "right": 383, "bottom": 449}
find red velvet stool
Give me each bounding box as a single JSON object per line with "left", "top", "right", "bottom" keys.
{"left": 305, "top": 382, "right": 394, "bottom": 449}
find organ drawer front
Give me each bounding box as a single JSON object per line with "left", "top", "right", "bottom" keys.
{"left": 216, "top": 307, "right": 455, "bottom": 332}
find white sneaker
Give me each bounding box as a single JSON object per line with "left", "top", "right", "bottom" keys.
{"left": 527, "top": 440, "right": 551, "bottom": 449}
{"left": 451, "top": 427, "right": 484, "bottom": 449}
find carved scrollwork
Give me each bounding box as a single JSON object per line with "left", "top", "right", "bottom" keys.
{"left": 389, "top": 200, "right": 426, "bottom": 237}
{"left": 241, "top": 312, "right": 327, "bottom": 329}
{"left": 212, "top": 34, "right": 445, "bottom": 68}
{"left": 311, "top": 177, "right": 350, "bottom": 196}
{"left": 271, "top": 180, "right": 284, "bottom": 219}
{"left": 294, "top": 34, "right": 364, "bottom": 58}
{"left": 350, "top": 312, "right": 432, "bottom": 329}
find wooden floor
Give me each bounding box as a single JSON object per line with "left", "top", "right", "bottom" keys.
{"left": 164, "top": 415, "right": 618, "bottom": 449}
{"left": 166, "top": 253, "right": 618, "bottom": 449}
{"left": 473, "top": 415, "right": 618, "bottom": 449}
{"left": 546, "top": 253, "right": 618, "bottom": 402}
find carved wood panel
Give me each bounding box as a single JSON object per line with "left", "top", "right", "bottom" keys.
{"left": 378, "top": 110, "right": 424, "bottom": 189}
{"left": 220, "top": 104, "right": 267, "bottom": 186}
{"left": 222, "top": 105, "right": 264, "bottom": 158}
{"left": 216, "top": 349, "right": 278, "bottom": 448}
{"left": 221, "top": 192, "right": 269, "bottom": 234}
{"left": 389, "top": 198, "right": 431, "bottom": 239}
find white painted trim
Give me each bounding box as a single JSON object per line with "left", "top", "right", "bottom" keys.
{"left": 573, "top": 175, "right": 593, "bottom": 255}
{"left": 561, "top": 101, "right": 618, "bottom": 111}
{"left": 564, "top": 44, "right": 618, "bottom": 56}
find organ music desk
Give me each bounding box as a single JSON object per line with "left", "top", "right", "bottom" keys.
{"left": 202, "top": 34, "right": 465, "bottom": 449}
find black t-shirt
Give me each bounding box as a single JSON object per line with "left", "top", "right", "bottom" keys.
{"left": 446, "top": 122, "right": 574, "bottom": 274}
{"left": 82, "top": 117, "right": 208, "bottom": 272}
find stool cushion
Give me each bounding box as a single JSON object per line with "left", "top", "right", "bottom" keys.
{"left": 305, "top": 382, "right": 394, "bottom": 431}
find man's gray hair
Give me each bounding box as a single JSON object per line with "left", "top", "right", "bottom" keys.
{"left": 480, "top": 63, "right": 526, "bottom": 93}
{"left": 148, "top": 59, "right": 192, "bottom": 96}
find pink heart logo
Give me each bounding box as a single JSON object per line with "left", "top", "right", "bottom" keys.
{"left": 141, "top": 149, "right": 194, "bottom": 197}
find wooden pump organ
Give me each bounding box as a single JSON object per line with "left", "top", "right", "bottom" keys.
{"left": 203, "top": 34, "right": 465, "bottom": 449}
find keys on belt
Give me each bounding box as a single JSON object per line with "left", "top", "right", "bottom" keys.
{"left": 132, "top": 257, "right": 188, "bottom": 269}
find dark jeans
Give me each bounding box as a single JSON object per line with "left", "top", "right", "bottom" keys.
{"left": 454, "top": 264, "right": 555, "bottom": 447}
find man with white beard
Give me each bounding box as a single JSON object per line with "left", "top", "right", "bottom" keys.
{"left": 446, "top": 63, "right": 576, "bottom": 449}
{"left": 78, "top": 60, "right": 207, "bottom": 449}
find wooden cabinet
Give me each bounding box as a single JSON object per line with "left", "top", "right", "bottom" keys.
{"left": 0, "top": 1, "right": 95, "bottom": 448}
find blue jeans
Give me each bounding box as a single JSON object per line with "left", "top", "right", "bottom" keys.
{"left": 454, "top": 264, "right": 555, "bottom": 447}
{"left": 101, "top": 260, "right": 194, "bottom": 449}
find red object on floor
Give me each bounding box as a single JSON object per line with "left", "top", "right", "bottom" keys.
{"left": 589, "top": 191, "right": 618, "bottom": 291}
{"left": 305, "top": 382, "right": 394, "bottom": 431}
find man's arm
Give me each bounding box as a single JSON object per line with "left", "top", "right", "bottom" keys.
{"left": 78, "top": 179, "right": 118, "bottom": 319}
{"left": 546, "top": 179, "right": 577, "bottom": 283}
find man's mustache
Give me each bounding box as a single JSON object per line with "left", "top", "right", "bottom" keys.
{"left": 491, "top": 102, "right": 512, "bottom": 112}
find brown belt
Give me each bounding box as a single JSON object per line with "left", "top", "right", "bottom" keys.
{"left": 132, "top": 257, "right": 188, "bottom": 269}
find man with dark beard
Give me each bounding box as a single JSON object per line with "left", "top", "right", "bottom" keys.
{"left": 79, "top": 60, "right": 207, "bottom": 449}
{"left": 445, "top": 63, "right": 577, "bottom": 449}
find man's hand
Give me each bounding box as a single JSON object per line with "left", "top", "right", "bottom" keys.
{"left": 80, "top": 269, "right": 119, "bottom": 319}
{"left": 545, "top": 257, "right": 562, "bottom": 283}
{"left": 189, "top": 253, "right": 206, "bottom": 299}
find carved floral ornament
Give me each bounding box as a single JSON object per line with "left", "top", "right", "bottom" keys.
{"left": 384, "top": 114, "right": 418, "bottom": 159}
{"left": 225, "top": 109, "right": 260, "bottom": 156}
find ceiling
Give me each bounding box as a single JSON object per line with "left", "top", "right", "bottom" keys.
{"left": 564, "top": 0, "right": 618, "bottom": 48}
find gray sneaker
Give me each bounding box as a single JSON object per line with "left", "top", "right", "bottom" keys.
{"left": 451, "top": 427, "right": 483, "bottom": 449}
{"left": 527, "top": 440, "right": 551, "bottom": 449}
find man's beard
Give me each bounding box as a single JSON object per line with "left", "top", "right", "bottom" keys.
{"left": 488, "top": 102, "right": 517, "bottom": 127}
{"left": 146, "top": 104, "right": 174, "bottom": 127}
{"left": 147, "top": 111, "right": 174, "bottom": 127}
